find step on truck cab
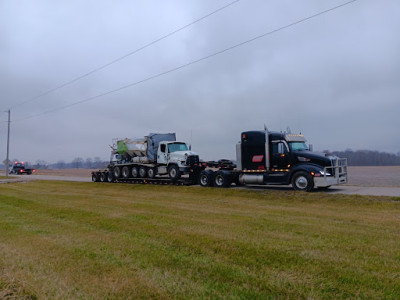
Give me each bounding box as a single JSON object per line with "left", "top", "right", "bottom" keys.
{"left": 199, "top": 129, "right": 348, "bottom": 191}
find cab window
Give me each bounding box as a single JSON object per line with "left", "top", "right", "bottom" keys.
{"left": 167, "top": 143, "right": 188, "bottom": 153}
{"left": 272, "top": 141, "right": 287, "bottom": 154}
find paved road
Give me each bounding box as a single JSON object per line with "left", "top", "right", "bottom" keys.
{"left": 1, "top": 173, "right": 399, "bottom": 197}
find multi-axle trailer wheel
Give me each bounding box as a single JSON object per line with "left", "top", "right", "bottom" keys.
{"left": 93, "top": 168, "right": 317, "bottom": 192}
{"left": 92, "top": 163, "right": 185, "bottom": 184}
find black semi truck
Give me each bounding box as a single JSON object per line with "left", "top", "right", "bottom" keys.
{"left": 199, "top": 129, "right": 347, "bottom": 191}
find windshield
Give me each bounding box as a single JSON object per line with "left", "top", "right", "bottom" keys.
{"left": 168, "top": 143, "right": 188, "bottom": 153}
{"left": 288, "top": 142, "right": 309, "bottom": 151}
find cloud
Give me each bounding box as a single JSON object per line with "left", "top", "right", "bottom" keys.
{"left": 1, "top": 0, "right": 399, "bottom": 164}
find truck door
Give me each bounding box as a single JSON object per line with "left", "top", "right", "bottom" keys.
{"left": 270, "top": 141, "right": 289, "bottom": 170}
{"left": 157, "top": 143, "right": 168, "bottom": 164}
{"left": 241, "top": 131, "right": 266, "bottom": 170}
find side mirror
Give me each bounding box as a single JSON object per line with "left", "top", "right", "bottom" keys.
{"left": 278, "top": 143, "right": 285, "bottom": 154}
{"left": 309, "top": 144, "right": 313, "bottom": 152}
{"left": 189, "top": 144, "right": 192, "bottom": 151}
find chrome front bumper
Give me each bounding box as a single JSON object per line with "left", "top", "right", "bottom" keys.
{"left": 314, "top": 158, "right": 348, "bottom": 187}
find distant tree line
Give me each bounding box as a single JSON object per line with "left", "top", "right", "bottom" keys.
{"left": 3, "top": 150, "right": 400, "bottom": 169}
{"left": 324, "top": 149, "right": 400, "bottom": 166}
{"left": 51, "top": 157, "right": 108, "bottom": 169}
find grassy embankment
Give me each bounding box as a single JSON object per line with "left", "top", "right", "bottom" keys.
{"left": 0, "top": 181, "right": 399, "bottom": 299}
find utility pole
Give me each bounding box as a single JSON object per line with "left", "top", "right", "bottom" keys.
{"left": 5, "top": 109, "right": 10, "bottom": 178}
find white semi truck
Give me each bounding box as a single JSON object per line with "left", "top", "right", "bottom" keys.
{"left": 92, "top": 133, "right": 202, "bottom": 183}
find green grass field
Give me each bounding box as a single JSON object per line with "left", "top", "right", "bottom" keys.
{"left": 0, "top": 176, "right": 16, "bottom": 179}
{"left": 0, "top": 181, "right": 399, "bottom": 299}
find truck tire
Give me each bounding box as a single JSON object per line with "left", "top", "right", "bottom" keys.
{"left": 100, "top": 172, "right": 107, "bottom": 182}
{"left": 199, "top": 170, "right": 214, "bottom": 187}
{"left": 92, "top": 173, "right": 99, "bottom": 182}
{"left": 113, "top": 167, "right": 121, "bottom": 178}
{"left": 148, "top": 168, "right": 156, "bottom": 178}
{"left": 292, "top": 171, "right": 314, "bottom": 192}
{"left": 168, "top": 165, "right": 180, "bottom": 181}
{"left": 139, "top": 167, "right": 147, "bottom": 178}
{"left": 214, "top": 171, "right": 231, "bottom": 188}
{"left": 107, "top": 172, "right": 115, "bottom": 183}
{"left": 122, "top": 166, "right": 130, "bottom": 178}
{"left": 131, "top": 166, "right": 138, "bottom": 178}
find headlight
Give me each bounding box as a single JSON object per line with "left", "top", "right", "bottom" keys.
{"left": 319, "top": 170, "right": 331, "bottom": 176}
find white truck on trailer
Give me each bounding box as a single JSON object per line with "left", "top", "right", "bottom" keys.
{"left": 92, "top": 133, "right": 202, "bottom": 183}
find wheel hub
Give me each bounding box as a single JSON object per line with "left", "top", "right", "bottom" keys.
{"left": 200, "top": 175, "right": 208, "bottom": 185}
{"left": 296, "top": 176, "right": 308, "bottom": 189}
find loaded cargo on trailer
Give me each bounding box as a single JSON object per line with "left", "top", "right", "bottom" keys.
{"left": 199, "top": 128, "right": 348, "bottom": 191}
{"left": 92, "top": 133, "right": 203, "bottom": 184}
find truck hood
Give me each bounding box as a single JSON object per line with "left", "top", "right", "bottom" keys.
{"left": 169, "top": 151, "right": 198, "bottom": 159}
{"left": 294, "top": 151, "right": 332, "bottom": 167}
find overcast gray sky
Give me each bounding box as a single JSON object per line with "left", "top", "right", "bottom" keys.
{"left": 1, "top": 0, "right": 399, "bottom": 164}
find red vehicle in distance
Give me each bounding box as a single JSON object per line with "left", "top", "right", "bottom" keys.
{"left": 10, "top": 161, "right": 36, "bottom": 175}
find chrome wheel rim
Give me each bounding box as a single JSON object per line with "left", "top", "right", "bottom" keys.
{"left": 200, "top": 175, "right": 208, "bottom": 186}
{"left": 295, "top": 176, "right": 308, "bottom": 189}
{"left": 216, "top": 175, "right": 223, "bottom": 186}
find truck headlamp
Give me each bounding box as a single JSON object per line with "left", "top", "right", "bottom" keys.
{"left": 319, "top": 170, "right": 331, "bottom": 176}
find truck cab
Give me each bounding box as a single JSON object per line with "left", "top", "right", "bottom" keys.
{"left": 237, "top": 130, "right": 348, "bottom": 191}
{"left": 157, "top": 142, "right": 190, "bottom": 164}
{"left": 156, "top": 141, "right": 200, "bottom": 177}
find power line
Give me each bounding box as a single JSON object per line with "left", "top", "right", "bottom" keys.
{"left": 15, "top": 0, "right": 358, "bottom": 122}
{"left": 8, "top": 0, "right": 241, "bottom": 110}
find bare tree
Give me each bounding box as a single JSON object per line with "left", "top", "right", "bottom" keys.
{"left": 55, "top": 160, "right": 66, "bottom": 169}
{"left": 71, "top": 157, "right": 84, "bottom": 169}
{"left": 85, "top": 158, "right": 93, "bottom": 169}
{"left": 34, "top": 160, "right": 48, "bottom": 169}
{"left": 93, "top": 156, "right": 105, "bottom": 169}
